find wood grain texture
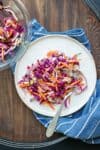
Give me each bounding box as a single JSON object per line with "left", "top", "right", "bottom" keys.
{"left": 0, "top": 0, "right": 100, "bottom": 142}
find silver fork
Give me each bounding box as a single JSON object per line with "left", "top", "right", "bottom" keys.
{"left": 46, "top": 92, "right": 72, "bottom": 138}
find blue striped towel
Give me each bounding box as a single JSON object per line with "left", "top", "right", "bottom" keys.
{"left": 14, "top": 19, "right": 100, "bottom": 144}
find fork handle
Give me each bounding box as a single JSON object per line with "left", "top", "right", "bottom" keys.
{"left": 46, "top": 92, "right": 72, "bottom": 138}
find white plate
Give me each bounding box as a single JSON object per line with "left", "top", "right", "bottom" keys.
{"left": 14, "top": 35, "right": 97, "bottom": 117}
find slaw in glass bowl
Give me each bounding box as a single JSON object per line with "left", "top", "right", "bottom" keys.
{"left": 0, "top": 0, "right": 30, "bottom": 70}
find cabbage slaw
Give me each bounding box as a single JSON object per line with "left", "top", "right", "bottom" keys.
{"left": 0, "top": 3, "right": 24, "bottom": 61}
{"left": 18, "top": 50, "right": 87, "bottom": 110}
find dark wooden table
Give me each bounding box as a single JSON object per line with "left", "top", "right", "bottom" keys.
{"left": 0, "top": 0, "right": 100, "bottom": 148}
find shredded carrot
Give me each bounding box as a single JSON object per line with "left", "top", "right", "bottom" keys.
{"left": 43, "top": 101, "right": 55, "bottom": 110}
{"left": 70, "top": 80, "right": 81, "bottom": 86}
{"left": 19, "top": 82, "right": 30, "bottom": 88}
{"left": 47, "top": 50, "right": 58, "bottom": 57}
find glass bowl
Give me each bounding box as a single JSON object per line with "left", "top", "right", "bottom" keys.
{"left": 0, "top": 0, "right": 30, "bottom": 71}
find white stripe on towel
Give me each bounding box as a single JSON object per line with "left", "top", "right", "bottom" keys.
{"left": 34, "top": 32, "right": 46, "bottom": 35}
{"left": 82, "top": 40, "right": 89, "bottom": 45}
{"left": 64, "top": 119, "right": 80, "bottom": 135}
{"left": 87, "top": 120, "right": 100, "bottom": 139}
{"left": 92, "top": 138, "right": 94, "bottom": 144}
{"left": 36, "top": 116, "right": 48, "bottom": 121}
{"left": 45, "top": 120, "right": 51, "bottom": 128}
{"left": 69, "top": 32, "right": 85, "bottom": 37}
{"left": 75, "top": 101, "right": 100, "bottom": 138}
{"left": 32, "top": 19, "right": 37, "bottom": 25}
{"left": 38, "top": 26, "right": 44, "bottom": 32}
{"left": 89, "top": 96, "right": 94, "bottom": 112}
{"left": 56, "top": 120, "right": 74, "bottom": 130}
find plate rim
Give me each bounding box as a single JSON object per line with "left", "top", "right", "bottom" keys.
{"left": 14, "top": 34, "right": 97, "bottom": 117}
